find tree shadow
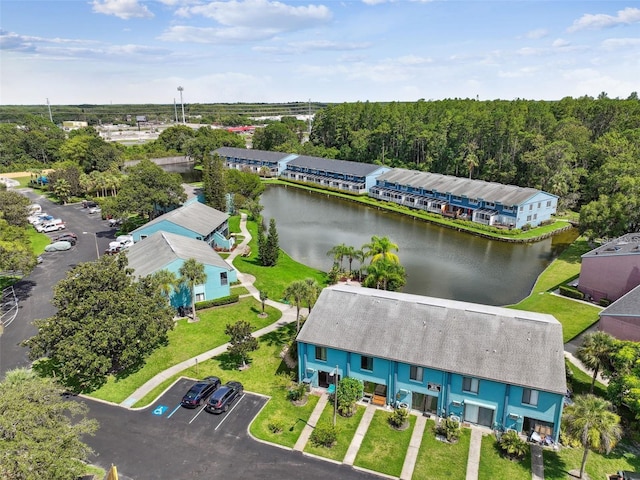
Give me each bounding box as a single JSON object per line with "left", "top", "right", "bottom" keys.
{"left": 260, "top": 323, "right": 296, "bottom": 347}
{"left": 542, "top": 448, "right": 570, "bottom": 479}
{"left": 12, "top": 279, "right": 36, "bottom": 301}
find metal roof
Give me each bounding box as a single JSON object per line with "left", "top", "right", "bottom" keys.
{"left": 582, "top": 233, "right": 640, "bottom": 258}
{"left": 132, "top": 201, "right": 228, "bottom": 237}
{"left": 377, "top": 168, "right": 549, "bottom": 206}
{"left": 286, "top": 155, "right": 387, "bottom": 177}
{"left": 125, "top": 231, "right": 234, "bottom": 279}
{"left": 214, "top": 147, "right": 296, "bottom": 163}
{"left": 297, "top": 285, "right": 566, "bottom": 394}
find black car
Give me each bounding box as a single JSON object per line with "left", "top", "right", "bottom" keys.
{"left": 205, "top": 381, "right": 243, "bottom": 414}
{"left": 53, "top": 233, "right": 78, "bottom": 245}
{"left": 82, "top": 200, "right": 97, "bottom": 209}
{"left": 180, "top": 377, "right": 221, "bottom": 408}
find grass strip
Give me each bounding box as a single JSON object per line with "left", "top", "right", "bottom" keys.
{"left": 478, "top": 434, "right": 531, "bottom": 480}
{"left": 412, "top": 419, "right": 471, "bottom": 480}
{"left": 304, "top": 403, "right": 366, "bottom": 461}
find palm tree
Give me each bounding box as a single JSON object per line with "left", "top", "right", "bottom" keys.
{"left": 343, "top": 246, "right": 363, "bottom": 276}
{"left": 576, "top": 332, "right": 614, "bottom": 393}
{"left": 362, "top": 235, "right": 400, "bottom": 264}
{"left": 283, "top": 280, "right": 307, "bottom": 333}
{"left": 362, "top": 258, "right": 406, "bottom": 291}
{"left": 303, "top": 278, "right": 321, "bottom": 313}
{"left": 53, "top": 178, "right": 71, "bottom": 204}
{"left": 259, "top": 290, "right": 268, "bottom": 315}
{"left": 327, "top": 243, "right": 348, "bottom": 271}
{"left": 149, "top": 269, "right": 178, "bottom": 299}
{"left": 562, "top": 394, "right": 622, "bottom": 479}
{"left": 179, "top": 258, "right": 207, "bottom": 322}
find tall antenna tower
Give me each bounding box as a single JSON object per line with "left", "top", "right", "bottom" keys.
{"left": 177, "top": 86, "right": 185, "bottom": 124}
{"left": 46, "top": 98, "right": 53, "bottom": 123}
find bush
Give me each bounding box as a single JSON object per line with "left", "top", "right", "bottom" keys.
{"left": 310, "top": 423, "right": 338, "bottom": 448}
{"left": 287, "top": 383, "right": 306, "bottom": 402}
{"left": 195, "top": 294, "right": 239, "bottom": 310}
{"left": 268, "top": 415, "right": 286, "bottom": 434}
{"left": 388, "top": 408, "right": 409, "bottom": 428}
{"left": 435, "top": 417, "right": 461, "bottom": 442}
{"left": 337, "top": 377, "right": 363, "bottom": 417}
{"left": 559, "top": 430, "right": 581, "bottom": 448}
{"left": 559, "top": 285, "right": 585, "bottom": 300}
{"left": 498, "top": 430, "right": 528, "bottom": 460}
{"left": 599, "top": 298, "right": 612, "bottom": 307}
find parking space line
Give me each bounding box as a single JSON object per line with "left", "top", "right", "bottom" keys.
{"left": 188, "top": 406, "right": 207, "bottom": 424}
{"left": 214, "top": 394, "right": 245, "bottom": 431}
{"left": 166, "top": 404, "right": 182, "bottom": 419}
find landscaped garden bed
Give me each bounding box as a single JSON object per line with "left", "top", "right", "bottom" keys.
{"left": 412, "top": 419, "right": 471, "bottom": 479}
{"left": 304, "top": 403, "right": 366, "bottom": 461}
{"left": 478, "top": 434, "right": 531, "bottom": 480}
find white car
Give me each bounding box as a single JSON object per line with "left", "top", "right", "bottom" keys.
{"left": 29, "top": 213, "right": 52, "bottom": 225}
{"left": 44, "top": 241, "right": 72, "bottom": 252}
{"left": 42, "top": 223, "right": 66, "bottom": 233}
{"left": 88, "top": 206, "right": 102, "bottom": 214}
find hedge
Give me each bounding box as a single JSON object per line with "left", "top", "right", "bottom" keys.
{"left": 195, "top": 294, "right": 239, "bottom": 310}
{"left": 559, "top": 285, "right": 585, "bottom": 300}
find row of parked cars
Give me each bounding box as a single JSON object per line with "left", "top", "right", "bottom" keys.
{"left": 181, "top": 377, "right": 244, "bottom": 414}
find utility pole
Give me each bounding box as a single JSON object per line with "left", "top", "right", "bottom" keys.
{"left": 333, "top": 365, "right": 338, "bottom": 426}
{"left": 174, "top": 98, "right": 178, "bottom": 123}
{"left": 177, "top": 86, "right": 185, "bottom": 124}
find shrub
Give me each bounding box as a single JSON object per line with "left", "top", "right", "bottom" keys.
{"left": 388, "top": 408, "right": 409, "bottom": 428}
{"left": 521, "top": 223, "right": 532, "bottom": 231}
{"left": 599, "top": 298, "right": 612, "bottom": 307}
{"left": 337, "top": 377, "right": 363, "bottom": 417}
{"left": 274, "top": 371, "right": 294, "bottom": 390}
{"left": 498, "top": 430, "right": 528, "bottom": 460}
{"left": 287, "top": 383, "right": 306, "bottom": 402}
{"left": 435, "top": 417, "right": 461, "bottom": 442}
{"left": 268, "top": 415, "right": 286, "bottom": 434}
{"left": 195, "top": 294, "right": 239, "bottom": 310}
{"left": 559, "top": 430, "right": 581, "bottom": 448}
{"left": 310, "top": 423, "right": 338, "bottom": 448}
{"left": 559, "top": 285, "right": 585, "bottom": 300}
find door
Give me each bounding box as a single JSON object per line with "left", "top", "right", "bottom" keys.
{"left": 464, "top": 404, "right": 494, "bottom": 427}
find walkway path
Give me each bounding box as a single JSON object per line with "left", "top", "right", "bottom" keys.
{"left": 294, "top": 393, "right": 329, "bottom": 451}
{"left": 121, "top": 213, "right": 306, "bottom": 407}
{"left": 531, "top": 444, "right": 544, "bottom": 480}
{"left": 344, "top": 404, "right": 377, "bottom": 466}
{"left": 400, "top": 414, "right": 427, "bottom": 480}
{"left": 466, "top": 428, "right": 483, "bottom": 480}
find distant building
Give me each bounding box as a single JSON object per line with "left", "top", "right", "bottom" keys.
{"left": 214, "top": 147, "right": 296, "bottom": 177}
{"left": 577, "top": 233, "right": 640, "bottom": 303}
{"left": 599, "top": 285, "right": 640, "bottom": 342}
{"left": 297, "top": 285, "right": 566, "bottom": 442}
{"left": 370, "top": 168, "right": 557, "bottom": 229}
{"left": 62, "top": 121, "right": 88, "bottom": 131}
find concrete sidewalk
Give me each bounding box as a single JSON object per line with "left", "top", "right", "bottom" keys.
{"left": 121, "top": 213, "right": 305, "bottom": 408}
{"left": 294, "top": 394, "right": 329, "bottom": 451}
{"left": 400, "top": 413, "right": 427, "bottom": 479}
{"left": 344, "top": 403, "right": 377, "bottom": 466}
{"left": 466, "top": 428, "right": 483, "bottom": 480}
{"left": 531, "top": 444, "right": 544, "bottom": 480}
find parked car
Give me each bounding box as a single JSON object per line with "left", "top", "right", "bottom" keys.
{"left": 44, "top": 241, "right": 72, "bottom": 252}
{"left": 108, "top": 217, "right": 123, "bottom": 227}
{"left": 28, "top": 203, "right": 42, "bottom": 215}
{"left": 36, "top": 219, "right": 64, "bottom": 232}
{"left": 88, "top": 206, "right": 102, "bottom": 214}
{"left": 205, "top": 381, "right": 243, "bottom": 414}
{"left": 29, "top": 213, "right": 52, "bottom": 225}
{"left": 41, "top": 222, "right": 66, "bottom": 233}
{"left": 104, "top": 245, "right": 122, "bottom": 255}
{"left": 82, "top": 200, "right": 97, "bottom": 209}
{"left": 181, "top": 377, "right": 221, "bottom": 408}
{"left": 618, "top": 472, "right": 640, "bottom": 480}
{"left": 52, "top": 233, "right": 77, "bottom": 245}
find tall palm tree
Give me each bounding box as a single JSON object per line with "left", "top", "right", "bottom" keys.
{"left": 576, "top": 332, "right": 614, "bottom": 393}
{"left": 362, "top": 235, "right": 400, "bottom": 264}
{"left": 562, "top": 394, "right": 622, "bottom": 479}
{"left": 343, "top": 246, "right": 363, "bottom": 276}
{"left": 149, "top": 269, "right": 178, "bottom": 299}
{"left": 303, "top": 278, "right": 321, "bottom": 313}
{"left": 327, "top": 243, "right": 348, "bottom": 271}
{"left": 179, "top": 258, "right": 207, "bottom": 322}
{"left": 283, "top": 280, "right": 307, "bottom": 333}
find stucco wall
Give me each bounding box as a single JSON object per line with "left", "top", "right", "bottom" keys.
{"left": 578, "top": 255, "right": 640, "bottom": 302}
{"left": 600, "top": 314, "right": 640, "bottom": 342}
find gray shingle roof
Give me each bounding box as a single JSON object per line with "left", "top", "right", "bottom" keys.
{"left": 601, "top": 284, "right": 640, "bottom": 317}
{"left": 287, "top": 155, "right": 386, "bottom": 177}
{"left": 377, "top": 168, "right": 550, "bottom": 206}
{"left": 214, "top": 147, "right": 296, "bottom": 163}
{"left": 125, "top": 231, "right": 234, "bottom": 278}
{"left": 582, "top": 233, "right": 640, "bottom": 258}
{"left": 132, "top": 201, "right": 228, "bottom": 237}
{"left": 297, "top": 285, "right": 566, "bottom": 394}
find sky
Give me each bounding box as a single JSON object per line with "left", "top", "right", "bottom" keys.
{"left": 1, "top": 0, "right": 639, "bottom": 105}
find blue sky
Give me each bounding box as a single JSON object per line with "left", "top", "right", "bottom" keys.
{"left": 1, "top": 0, "right": 639, "bottom": 105}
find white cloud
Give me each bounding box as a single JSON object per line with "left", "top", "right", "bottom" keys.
{"left": 568, "top": 7, "right": 640, "bottom": 32}
{"left": 92, "top": 0, "right": 154, "bottom": 20}
{"left": 525, "top": 28, "right": 549, "bottom": 39}
{"left": 253, "top": 39, "right": 370, "bottom": 54}
{"left": 601, "top": 37, "right": 640, "bottom": 49}
{"left": 551, "top": 38, "right": 571, "bottom": 48}
{"left": 159, "top": 25, "right": 279, "bottom": 43}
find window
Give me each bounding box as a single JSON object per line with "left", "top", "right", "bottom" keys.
{"left": 410, "top": 365, "right": 424, "bottom": 382}
{"left": 538, "top": 202, "right": 541, "bottom": 208}
{"left": 220, "top": 272, "right": 228, "bottom": 286}
{"left": 195, "top": 292, "right": 205, "bottom": 302}
{"left": 462, "top": 377, "right": 479, "bottom": 394}
{"left": 315, "top": 346, "right": 327, "bottom": 361}
{"left": 533, "top": 214, "right": 537, "bottom": 220}
{"left": 527, "top": 215, "right": 532, "bottom": 221}
{"left": 522, "top": 388, "right": 538, "bottom": 406}
{"left": 519, "top": 206, "right": 523, "bottom": 211}
{"left": 546, "top": 200, "right": 552, "bottom": 207}
{"left": 140, "top": 234, "right": 148, "bottom": 240}
{"left": 361, "top": 356, "right": 373, "bottom": 371}
{"left": 529, "top": 204, "right": 533, "bottom": 210}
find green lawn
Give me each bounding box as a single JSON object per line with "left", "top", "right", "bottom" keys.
{"left": 89, "top": 297, "right": 280, "bottom": 403}
{"left": 412, "top": 420, "right": 471, "bottom": 480}
{"left": 478, "top": 434, "right": 531, "bottom": 480}
{"left": 354, "top": 410, "right": 416, "bottom": 477}
{"left": 566, "top": 360, "right": 607, "bottom": 398}
{"left": 304, "top": 403, "right": 365, "bottom": 461}
{"left": 27, "top": 228, "right": 50, "bottom": 254}
{"left": 544, "top": 442, "right": 640, "bottom": 480}
{"left": 232, "top": 219, "right": 328, "bottom": 301}
{"left": 529, "top": 238, "right": 592, "bottom": 294}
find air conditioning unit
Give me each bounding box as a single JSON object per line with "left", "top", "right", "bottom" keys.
{"left": 508, "top": 413, "right": 520, "bottom": 420}
{"left": 452, "top": 400, "right": 462, "bottom": 407}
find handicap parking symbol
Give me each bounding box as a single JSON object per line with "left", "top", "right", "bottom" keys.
{"left": 153, "top": 405, "right": 168, "bottom": 416}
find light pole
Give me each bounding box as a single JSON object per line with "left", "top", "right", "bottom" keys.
{"left": 177, "top": 86, "right": 185, "bottom": 124}
{"left": 333, "top": 365, "right": 338, "bottom": 426}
